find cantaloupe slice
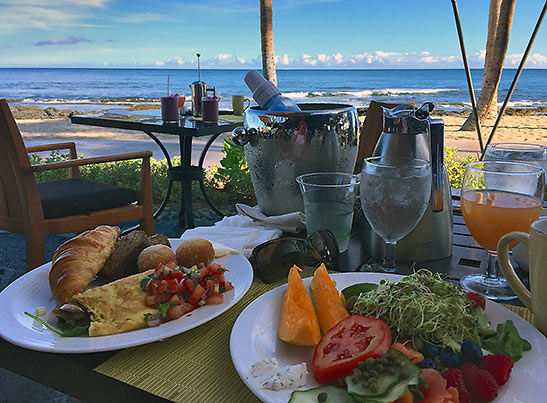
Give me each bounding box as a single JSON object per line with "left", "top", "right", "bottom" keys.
{"left": 278, "top": 265, "right": 321, "bottom": 346}
{"left": 310, "top": 263, "right": 350, "bottom": 333}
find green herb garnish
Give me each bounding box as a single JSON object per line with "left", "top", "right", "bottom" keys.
{"left": 140, "top": 273, "right": 155, "bottom": 291}
{"left": 352, "top": 269, "right": 480, "bottom": 350}
{"left": 157, "top": 302, "right": 176, "bottom": 319}
{"left": 24, "top": 312, "right": 89, "bottom": 337}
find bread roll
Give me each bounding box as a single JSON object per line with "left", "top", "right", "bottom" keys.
{"left": 137, "top": 244, "right": 176, "bottom": 272}
{"left": 49, "top": 225, "right": 120, "bottom": 305}
{"left": 176, "top": 238, "right": 215, "bottom": 268}
{"left": 101, "top": 230, "right": 147, "bottom": 280}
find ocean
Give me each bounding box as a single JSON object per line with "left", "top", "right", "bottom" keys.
{"left": 1, "top": 68, "right": 547, "bottom": 112}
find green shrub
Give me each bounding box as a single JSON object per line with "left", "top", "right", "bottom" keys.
{"left": 444, "top": 147, "right": 479, "bottom": 189}
{"left": 211, "top": 138, "right": 254, "bottom": 201}
{"left": 28, "top": 146, "right": 476, "bottom": 208}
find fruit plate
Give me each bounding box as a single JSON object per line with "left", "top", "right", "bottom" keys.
{"left": 230, "top": 272, "right": 547, "bottom": 403}
{"left": 0, "top": 240, "right": 253, "bottom": 353}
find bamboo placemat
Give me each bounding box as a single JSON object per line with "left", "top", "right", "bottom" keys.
{"left": 94, "top": 271, "right": 534, "bottom": 403}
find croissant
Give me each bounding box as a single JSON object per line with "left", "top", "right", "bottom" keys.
{"left": 49, "top": 225, "right": 120, "bottom": 305}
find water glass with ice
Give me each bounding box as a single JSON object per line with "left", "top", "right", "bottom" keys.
{"left": 296, "top": 172, "right": 360, "bottom": 253}
{"left": 360, "top": 157, "right": 431, "bottom": 272}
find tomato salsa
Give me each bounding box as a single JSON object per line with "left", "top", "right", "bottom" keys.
{"left": 140, "top": 262, "right": 234, "bottom": 325}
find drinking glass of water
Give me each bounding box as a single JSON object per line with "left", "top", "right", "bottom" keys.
{"left": 360, "top": 157, "right": 431, "bottom": 272}
{"left": 296, "top": 172, "right": 360, "bottom": 253}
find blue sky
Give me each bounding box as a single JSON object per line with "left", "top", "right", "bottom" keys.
{"left": 1, "top": 0, "right": 546, "bottom": 69}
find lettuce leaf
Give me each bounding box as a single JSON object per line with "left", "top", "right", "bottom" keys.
{"left": 481, "top": 320, "right": 532, "bottom": 362}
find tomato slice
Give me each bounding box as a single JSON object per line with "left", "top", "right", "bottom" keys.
{"left": 312, "top": 315, "right": 392, "bottom": 384}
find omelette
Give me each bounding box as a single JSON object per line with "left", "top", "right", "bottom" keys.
{"left": 59, "top": 269, "right": 159, "bottom": 337}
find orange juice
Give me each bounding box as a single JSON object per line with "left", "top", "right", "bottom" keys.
{"left": 462, "top": 190, "right": 542, "bottom": 251}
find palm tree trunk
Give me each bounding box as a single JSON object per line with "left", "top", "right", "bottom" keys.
{"left": 260, "top": 0, "right": 277, "bottom": 86}
{"left": 461, "top": 0, "right": 516, "bottom": 131}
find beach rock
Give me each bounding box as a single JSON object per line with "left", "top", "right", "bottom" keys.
{"left": 9, "top": 105, "right": 79, "bottom": 120}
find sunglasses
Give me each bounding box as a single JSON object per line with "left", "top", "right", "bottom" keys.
{"left": 250, "top": 230, "right": 340, "bottom": 283}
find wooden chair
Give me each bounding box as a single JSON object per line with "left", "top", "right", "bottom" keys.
{"left": 354, "top": 101, "right": 413, "bottom": 173}
{"left": 0, "top": 99, "right": 154, "bottom": 271}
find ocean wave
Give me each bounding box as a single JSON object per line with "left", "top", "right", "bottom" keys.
{"left": 505, "top": 100, "right": 547, "bottom": 108}
{"left": 284, "top": 88, "right": 459, "bottom": 98}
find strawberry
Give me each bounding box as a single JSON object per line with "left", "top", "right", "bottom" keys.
{"left": 442, "top": 368, "right": 471, "bottom": 403}
{"left": 480, "top": 354, "right": 514, "bottom": 386}
{"left": 462, "top": 363, "right": 499, "bottom": 402}
{"left": 466, "top": 291, "right": 486, "bottom": 310}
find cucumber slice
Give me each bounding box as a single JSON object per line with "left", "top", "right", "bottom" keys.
{"left": 346, "top": 350, "right": 422, "bottom": 403}
{"left": 341, "top": 283, "right": 378, "bottom": 300}
{"left": 288, "top": 385, "right": 353, "bottom": 403}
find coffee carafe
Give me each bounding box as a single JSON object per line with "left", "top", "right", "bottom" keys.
{"left": 362, "top": 102, "right": 453, "bottom": 262}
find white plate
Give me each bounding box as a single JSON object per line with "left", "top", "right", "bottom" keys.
{"left": 230, "top": 272, "right": 547, "bottom": 403}
{"left": 0, "top": 240, "right": 253, "bottom": 353}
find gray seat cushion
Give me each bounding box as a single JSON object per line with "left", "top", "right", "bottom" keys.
{"left": 38, "top": 178, "right": 137, "bottom": 219}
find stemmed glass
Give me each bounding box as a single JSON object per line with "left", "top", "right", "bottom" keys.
{"left": 360, "top": 157, "right": 432, "bottom": 272}
{"left": 484, "top": 143, "right": 547, "bottom": 173}
{"left": 459, "top": 161, "right": 545, "bottom": 300}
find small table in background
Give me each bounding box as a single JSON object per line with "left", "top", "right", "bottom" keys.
{"left": 70, "top": 111, "right": 243, "bottom": 230}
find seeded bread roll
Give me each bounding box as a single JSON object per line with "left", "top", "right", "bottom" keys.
{"left": 137, "top": 244, "right": 176, "bottom": 272}
{"left": 101, "top": 231, "right": 147, "bottom": 280}
{"left": 143, "top": 233, "right": 171, "bottom": 249}
{"left": 176, "top": 238, "right": 215, "bottom": 268}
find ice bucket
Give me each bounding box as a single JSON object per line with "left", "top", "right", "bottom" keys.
{"left": 232, "top": 103, "right": 359, "bottom": 216}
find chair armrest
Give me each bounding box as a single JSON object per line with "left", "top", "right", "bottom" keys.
{"left": 24, "top": 151, "right": 153, "bottom": 173}
{"left": 26, "top": 142, "right": 77, "bottom": 155}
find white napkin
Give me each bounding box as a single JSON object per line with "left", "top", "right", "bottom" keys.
{"left": 235, "top": 203, "right": 306, "bottom": 233}
{"left": 181, "top": 215, "right": 283, "bottom": 257}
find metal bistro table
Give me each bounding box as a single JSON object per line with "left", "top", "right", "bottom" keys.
{"left": 70, "top": 111, "right": 242, "bottom": 230}
{"left": 0, "top": 194, "right": 535, "bottom": 402}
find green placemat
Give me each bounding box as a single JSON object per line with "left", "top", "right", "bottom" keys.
{"left": 94, "top": 266, "right": 316, "bottom": 402}
{"left": 94, "top": 271, "right": 534, "bottom": 402}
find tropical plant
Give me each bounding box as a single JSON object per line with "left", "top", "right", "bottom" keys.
{"left": 461, "top": 0, "right": 516, "bottom": 131}
{"left": 260, "top": 0, "right": 277, "bottom": 85}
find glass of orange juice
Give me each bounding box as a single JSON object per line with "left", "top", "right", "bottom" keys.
{"left": 460, "top": 161, "right": 545, "bottom": 300}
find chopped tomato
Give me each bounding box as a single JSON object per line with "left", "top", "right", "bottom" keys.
{"left": 166, "top": 279, "right": 179, "bottom": 293}
{"left": 166, "top": 305, "right": 186, "bottom": 321}
{"left": 312, "top": 315, "right": 392, "bottom": 384}
{"left": 165, "top": 271, "right": 183, "bottom": 282}
{"left": 169, "top": 294, "right": 182, "bottom": 305}
{"left": 182, "top": 278, "right": 194, "bottom": 293}
{"left": 146, "top": 294, "right": 159, "bottom": 307}
{"left": 205, "top": 293, "right": 223, "bottom": 305}
{"left": 188, "top": 284, "right": 205, "bottom": 305}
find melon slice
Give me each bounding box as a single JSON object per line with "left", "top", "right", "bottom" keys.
{"left": 278, "top": 265, "right": 321, "bottom": 346}
{"left": 310, "top": 263, "right": 350, "bottom": 333}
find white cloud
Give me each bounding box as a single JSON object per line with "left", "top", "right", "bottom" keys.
{"left": 275, "top": 54, "right": 290, "bottom": 65}
{"left": 115, "top": 13, "right": 164, "bottom": 24}
{"left": 154, "top": 60, "right": 165, "bottom": 66}
{"left": 0, "top": 0, "right": 111, "bottom": 34}
{"left": 216, "top": 54, "right": 233, "bottom": 61}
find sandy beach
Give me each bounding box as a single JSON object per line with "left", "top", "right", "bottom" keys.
{"left": 13, "top": 107, "right": 547, "bottom": 166}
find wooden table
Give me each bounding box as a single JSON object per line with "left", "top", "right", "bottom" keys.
{"left": 0, "top": 194, "right": 531, "bottom": 402}
{"left": 70, "top": 112, "right": 242, "bottom": 230}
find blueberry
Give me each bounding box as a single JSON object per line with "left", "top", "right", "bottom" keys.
{"left": 461, "top": 339, "right": 483, "bottom": 364}
{"left": 417, "top": 357, "right": 437, "bottom": 370}
{"left": 420, "top": 343, "right": 440, "bottom": 359}
{"left": 440, "top": 351, "right": 461, "bottom": 368}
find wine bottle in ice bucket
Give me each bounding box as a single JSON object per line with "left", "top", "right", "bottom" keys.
{"left": 244, "top": 70, "right": 301, "bottom": 112}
